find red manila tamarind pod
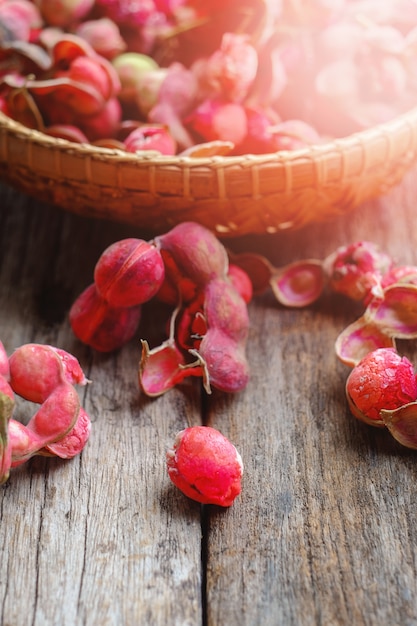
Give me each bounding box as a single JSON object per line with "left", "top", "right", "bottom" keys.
{"left": 203, "top": 277, "right": 250, "bottom": 344}
{"left": 154, "top": 221, "right": 229, "bottom": 288}
{"left": 166, "top": 426, "right": 243, "bottom": 507}
{"left": 41, "top": 407, "right": 91, "bottom": 459}
{"left": 9, "top": 344, "right": 64, "bottom": 403}
{"left": 93, "top": 238, "right": 165, "bottom": 308}
{"left": 197, "top": 328, "right": 250, "bottom": 393}
{"left": 69, "top": 283, "right": 142, "bottom": 352}
{"left": 10, "top": 382, "right": 81, "bottom": 465}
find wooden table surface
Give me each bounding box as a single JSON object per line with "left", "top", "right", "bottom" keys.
{"left": 1, "top": 171, "right": 417, "bottom": 626}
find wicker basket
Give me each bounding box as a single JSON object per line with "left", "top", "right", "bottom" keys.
{"left": 1, "top": 107, "right": 417, "bottom": 237}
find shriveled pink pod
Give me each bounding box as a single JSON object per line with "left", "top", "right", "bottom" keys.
{"left": 345, "top": 348, "right": 417, "bottom": 427}
{"left": 123, "top": 124, "right": 177, "bottom": 155}
{"left": 94, "top": 238, "right": 165, "bottom": 308}
{"left": 75, "top": 17, "right": 126, "bottom": 60}
{"left": 366, "top": 284, "right": 417, "bottom": 338}
{"left": 205, "top": 32, "right": 258, "bottom": 102}
{"left": 0, "top": 0, "right": 43, "bottom": 41}
{"left": 203, "top": 277, "right": 249, "bottom": 344}
{"left": 58, "top": 55, "right": 120, "bottom": 103}
{"left": 197, "top": 328, "right": 249, "bottom": 393}
{"left": 380, "top": 402, "right": 417, "bottom": 450}
{"left": 185, "top": 98, "right": 248, "bottom": 146}
{"left": 43, "top": 407, "right": 91, "bottom": 458}
{"left": 9, "top": 343, "right": 68, "bottom": 403}
{"left": 323, "top": 241, "right": 393, "bottom": 302}
{"left": 10, "top": 382, "right": 81, "bottom": 465}
{"left": 26, "top": 76, "right": 106, "bottom": 116}
{"left": 69, "top": 283, "right": 142, "bottom": 352}
{"left": 166, "top": 426, "right": 243, "bottom": 507}
{"left": 139, "top": 338, "right": 205, "bottom": 397}
{"left": 335, "top": 316, "right": 396, "bottom": 368}
{"left": 155, "top": 222, "right": 229, "bottom": 288}
{"left": 270, "top": 260, "right": 325, "bottom": 307}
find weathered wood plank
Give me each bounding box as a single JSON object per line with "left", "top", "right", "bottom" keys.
{"left": 0, "top": 185, "right": 203, "bottom": 626}
{"left": 206, "top": 171, "right": 417, "bottom": 625}
{"left": 2, "top": 171, "right": 417, "bottom": 625}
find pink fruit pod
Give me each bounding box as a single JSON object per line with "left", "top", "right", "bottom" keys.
{"left": 43, "top": 407, "right": 91, "bottom": 459}
{"left": 270, "top": 260, "right": 325, "bottom": 308}
{"left": 75, "top": 17, "right": 126, "bottom": 60}
{"left": 166, "top": 426, "right": 243, "bottom": 507}
{"left": 380, "top": 402, "right": 417, "bottom": 450}
{"left": 94, "top": 238, "right": 165, "bottom": 308}
{"left": 123, "top": 124, "right": 177, "bottom": 155}
{"left": 197, "top": 328, "right": 250, "bottom": 393}
{"left": 345, "top": 348, "right": 417, "bottom": 427}
{"left": 203, "top": 277, "right": 249, "bottom": 344}
{"left": 26, "top": 382, "right": 81, "bottom": 446}
{"left": 139, "top": 338, "right": 204, "bottom": 397}
{"left": 204, "top": 33, "right": 258, "bottom": 102}
{"left": 323, "top": 241, "right": 393, "bottom": 302}
{"left": 186, "top": 98, "right": 248, "bottom": 146}
{"left": 9, "top": 344, "right": 68, "bottom": 403}
{"left": 155, "top": 222, "right": 229, "bottom": 289}
{"left": 69, "top": 284, "right": 142, "bottom": 352}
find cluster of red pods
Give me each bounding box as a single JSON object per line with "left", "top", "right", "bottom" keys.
{"left": 0, "top": 341, "right": 91, "bottom": 484}
{"left": 3, "top": 228, "right": 417, "bottom": 503}
{"left": 2, "top": 0, "right": 417, "bottom": 156}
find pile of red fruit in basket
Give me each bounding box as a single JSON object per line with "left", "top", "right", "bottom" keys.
{"left": 1, "top": 0, "right": 417, "bottom": 156}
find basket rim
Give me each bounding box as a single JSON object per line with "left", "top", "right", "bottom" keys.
{"left": 2, "top": 106, "right": 417, "bottom": 168}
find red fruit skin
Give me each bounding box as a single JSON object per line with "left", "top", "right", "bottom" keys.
{"left": 156, "top": 222, "right": 229, "bottom": 288}
{"left": 166, "top": 426, "right": 243, "bottom": 507}
{"left": 45, "top": 407, "right": 91, "bottom": 458}
{"left": 9, "top": 344, "right": 66, "bottom": 403}
{"left": 203, "top": 277, "right": 249, "bottom": 344}
{"left": 346, "top": 348, "right": 417, "bottom": 425}
{"left": 198, "top": 328, "right": 249, "bottom": 393}
{"left": 69, "top": 283, "right": 142, "bottom": 352}
{"left": 123, "top": 125, "right": 177, "bottom": 154}
{"left": 94, "top": 238, "right": 165, "bottom": 308}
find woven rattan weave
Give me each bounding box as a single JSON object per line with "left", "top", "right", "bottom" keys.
{"left": 1, "top": 108, "right": 417, "bottom": 236}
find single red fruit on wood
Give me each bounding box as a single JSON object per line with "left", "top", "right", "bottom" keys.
{"left": 166, "top": 425, "right": 243, "bottom": 507}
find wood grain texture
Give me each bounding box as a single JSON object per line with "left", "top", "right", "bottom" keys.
{"left": 1, "top": 172, "right": 417, "bottom": 625}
